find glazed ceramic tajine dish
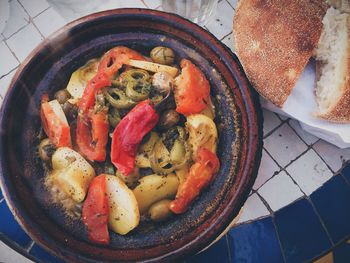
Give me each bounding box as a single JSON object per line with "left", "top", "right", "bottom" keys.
{"left": 0, "top": 8, "right": 262, "bottom": 262}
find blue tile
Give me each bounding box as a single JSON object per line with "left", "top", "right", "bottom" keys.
{"left": 333, "top": 240, "right": 350, "bottom": 263}
{"left": 341, "top": 163, "right": 350, "bottom": 185}
{"left": 227, "top": 217, "right": 284, "bottom": 263}
{"left": 0, "top": 201, "right": 31, "bottom": 247}
{"left": 189, "top": 235, "right": 230, "bottom": 263}
{"left": 30, "top": 244, "right": 64, "bottom": 263}
{"left": 275, "top": 198, "right": 331, "bottom": 263}
{"left": 311, "top": 175, "right": 350, "bottom": 244}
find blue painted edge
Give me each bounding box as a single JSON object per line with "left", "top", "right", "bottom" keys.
{"left": 0, "top": 232, "right": 36, "bottom": 262}
{"left": 30, "top": 243, "right": 64, "bottom": 263}
{"left": 274, "top": 198, "right": 332, "bottom": 263}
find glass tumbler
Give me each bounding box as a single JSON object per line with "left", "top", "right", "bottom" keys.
{"left": 162, "top": 0, "right": 218, "bottom": 26}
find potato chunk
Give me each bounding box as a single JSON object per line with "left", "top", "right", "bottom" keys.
{"left": 133, "top": 174, "right": 179, "bottom": 214}
{"left": 105, "top": 175, "right": 140, "bottom": 235}
{"left": 51, "top": 147, "right": 95, "bottom": 202}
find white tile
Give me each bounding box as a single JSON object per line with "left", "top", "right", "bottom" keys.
{"left": 33, "top": 8, "right": 66, "bottom": 37}
{"left": 2, "top": 0, "right": 29, "bottom": 38}
{"left": 277, "top": 113, "right": 289, "bottom": 121}
{"left": 0, "top": 70, "right": 16, "bottom": 98}
{"left": 288, "top": 119, "right": 318, "bottom": 145}
{"left": 143, "top": 0, "right": 162, "bottom": 9}
{"left": 227, "top": 0, "right": 239, "bottom": 9}
{"left": 19, "top": 0, "right": 50, "bottom": 17}
{"left": 0, "top": 69, "right": 16, "bottom": 97}
{"left": 238, "top": 193, "right": 270, "bottom": 223}
{"left": 264, "top": 123, "right": 308, "bottom": 167}
{"left": 263, "top": 109, "right": 281, "bottom": 136}
{"left": 253, "top": 149, "right": 280, "bottom": 190}
{"left": 6, "top": 23, "right": 43, "bottom": 62}
{"left": 258, "top": 171, "right": 303, "bottom": 211}
{"left": 205, "top": 0, "right": 234, "bottom": 40}
{"left": 0, "top": 241, "right": 33, "bottom": 263}
{"left": 313, "top": 140, "right": 350, "bottom": 173}
{"left": 0, "top": 41, "right": 19, "bottom": 77}
{"left": 221, "top": 32, "right": 235, "bottom": 52}
{"left": 286, "top": 149, "right": 332, "bottom": 195}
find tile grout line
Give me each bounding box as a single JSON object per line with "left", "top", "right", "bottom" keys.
{"left": 0, "top": 66, "right": 19, "bottom": 81}
{"left": 25, "top": 240, "right": 35, "bottom": 253}
{"left": 220, "top": 31, "right": 233, "bottom": 41}
{"left": 258, "top": 145, "right": 310, "bottom": 195}
{"left": 263, "top": 119, "right": 289, "bottom": 139}
{"left": 225, "top": 0, "right": 236, "bottom": 10}
{"left": 305, "top": 196, "right": 335, "bottom": 247}
{"left": 311, "top": 145, "right": 337, "bottom": 174}
{"left": 286, "top": 119, "right": 320, "bottom": 148}
{"left": 32, "top": 6, "right": 51, "bottom": 19}
{"left": 16, "top": 0, "right": 46, "bottom": 39}
{"left": 3, "top": 38, "right": 21, "bottom": 64}
{"left": 270, "top": 215, "right": 287, "bottom": 263}
{"left": 224, "top": 234, "right": 232, "bottom": 263}
{"left": 140, "top": 0, "right": 149, "bottom": 8}
{"left": 254, "top": 191, "right": 274, "bottom": 215}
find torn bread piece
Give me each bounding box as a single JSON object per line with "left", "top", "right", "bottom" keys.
{"left": 315, "top": 7, "right": 350, "bottom": 122}
{"left": 233, "top": 0, "right": 327, "bottom": 107}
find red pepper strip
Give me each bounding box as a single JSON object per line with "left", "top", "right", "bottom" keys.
{"left": 170, "top": 148, "right": 220, "bottom": 214}
{"left": 76, "top": 108, "right": 109, "bottom": 162}
{"left": 82, "top": 174, "right": 109, "bottom": 245}
{"left": 40, "top": 95, "right": 71, "bottom": 148}
{"left": 77, "top": 47, "right": 145, "bottom": 162}
{"left": 174, "top": 59, "right": 210, "bottom": 116}
{"left": 98, "top": 46, "right": 145, "bottom": 76}
{"left": 79, "top": 71, "right": 111, "bottom": 114}
{"left": 111, "top": 100, "right": 159, "bottom": 175}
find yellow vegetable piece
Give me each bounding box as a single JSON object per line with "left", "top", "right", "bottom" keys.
{"left": 105, "top": 175, "right": 140, "bottom": 235}
{"left": 133, "top": 174, "right": 179, "bottom": 214}
{"left": 50, "top": 147, "right": 95, "bottom": 203}
{"left": 186, "top": 114, "right": 218, "bottom": 159}
{"left": 66, "top": 58, "right": 99, "bottom": 99}
{"left": 125, "top": 59, "right": 178, "bottom": 77}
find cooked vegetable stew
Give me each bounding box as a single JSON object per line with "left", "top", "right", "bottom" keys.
{"left": 38, "top": 46, "right": 220, "bottom": 245}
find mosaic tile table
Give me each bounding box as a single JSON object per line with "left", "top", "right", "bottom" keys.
{"left": 0, "top": 0, "right": 350, "bottom": 262}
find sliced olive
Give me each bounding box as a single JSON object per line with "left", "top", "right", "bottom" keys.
{"left": 149, "top": 199, "right": 173, "bottom": 222}
{"left": 150, "top": 46, "right": 175, "bottom": 65}
{"left": 38, "top": 138, "right": 56, "bottom": 162}
{"left": 62, "top": 101, "right": 78, "bottom": 122}
{"left": 158, "top": 109, "right": 180, "bottom": 131}
{"left": 54, "top": 89, "right": 71, "bottom": 104}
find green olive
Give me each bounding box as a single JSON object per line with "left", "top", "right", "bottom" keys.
{"left": 158, "top": 110, "right": 180, "bottom": 130}
{"left": 38, "top": 138, "right": 56, "bottom": 162}
{"left": 149, "top": 199, "right": 173, "bottom": 222}
{"left": 150, "top": 46, "right": 175, "bottom": 65}
{"left": 54, "top": 89, "right": 71, "bottom": 104}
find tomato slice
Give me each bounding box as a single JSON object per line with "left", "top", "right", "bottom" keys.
{"left": 174, "top": 59, "right": 210, "bottom": 116}
{"left": 76, "top": 109, "right": 109, "bottom": 162}
{"left": 40, "top": 98, "right": 71, "bottom": 148}
{"left": 82, "top": 174, "right": 109, "bottom": 245}
{"left": 170, "top": 148, "right": 220, "bottom": 214}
